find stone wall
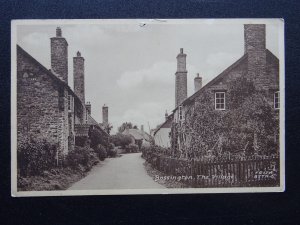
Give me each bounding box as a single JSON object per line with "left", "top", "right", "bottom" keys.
{"left": 17, "top": 47, "right": 70, "bottom": 163}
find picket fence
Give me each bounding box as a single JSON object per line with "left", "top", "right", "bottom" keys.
{"left": 144, "top": 152, "right": 280, "bottom": 188}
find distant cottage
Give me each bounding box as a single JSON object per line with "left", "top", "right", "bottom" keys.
{"left": 153, "top": 111, "right": 173, "bottom": 148}
{"left": 122, "top": 125, "right": 151, "bottom": 149}
{"left": 154, "top": 24, "right": 280, "bottom": 156}
{"left": 17, "top": 27, "right": 108, "bottom": 164}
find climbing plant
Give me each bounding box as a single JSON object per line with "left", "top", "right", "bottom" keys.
{"left": 172, "top": 78, "right": 279, "bottom": 158}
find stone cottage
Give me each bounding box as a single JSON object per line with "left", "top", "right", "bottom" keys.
{"left": 155, "top": 24, "right": 280, "bottom": 156}
{"left": 153, "top": 112, "right": 173, "bottom": 148}
{"left": 123, "top": 125, "right": 151, "bottom": 149}
{"left": 17, "top": 27, "right": 107, "bottom": 165}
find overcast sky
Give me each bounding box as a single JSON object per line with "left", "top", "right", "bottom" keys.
{"left": 16, "top": 19, "right": 281, "bottom": 134}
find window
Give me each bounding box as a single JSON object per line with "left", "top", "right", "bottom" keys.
{"left": 179, "top": 105, "right": 183, "bottom": 121}
{"left": 68, "top": 95, "right": 71, "bottom": 111}
{"left": 215, "top": 92, "right": 225, "bottom": 110}
{"left": 274, "top": 91, "right": 280, "bottom": 109}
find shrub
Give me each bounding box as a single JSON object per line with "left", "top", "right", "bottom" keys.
{"left": 89, "top": 127, "right": 109, "bottom": 150}
{"left": 17, "top": 136, "right": 57, "bottom": 177}
{"left": 126, "top": 143, "right": 139, "bottom": 153}
{"left": 107, "top": 148, "right": 117, "bottom": 158}
{"left": 106, "top": 142, "right": 117, "bottom": 157}
{"left": 95, "top": 144, "right": 107, "bottom": 161}
{"left": 110, "top": 134, "right": 132, "bottom": 148}
{"left": 109, "top": 143, "right": 115, "bottom": 150}
{"left": 75, "top": 136, "right": 89, "bottom": 147}
{"left": 66, "top": 146, "right": 99, "bottom": 171}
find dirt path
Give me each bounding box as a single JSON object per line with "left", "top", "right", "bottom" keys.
{"left": 68, "top": 153, "right": 165, "bottom": 190}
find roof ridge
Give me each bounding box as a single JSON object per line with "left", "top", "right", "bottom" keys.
{"left": 17, "top": 45, "right": 83, "bottom": 107}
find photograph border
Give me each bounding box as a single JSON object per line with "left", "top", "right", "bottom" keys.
{"left": 11, "top": 18, "right": 285, "bottom": 197}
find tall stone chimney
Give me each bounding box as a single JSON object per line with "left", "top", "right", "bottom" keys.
{"left": 165, "top": 110, "right": 168, "bottom": 121}
{"left": 141, "top": 125, "right": 144, "bottom": 132}
{"left": 73, "top": 51, "right": 85, "bottom": 104}
{"left": 244, "top": 24, "right": 267, "bottom": 90}
{"left": 102, "top": 104, "right": 108, "bottom": 126}
{"left": 85, "top": 101, "right": 91, "bottom": 115}
{"left": 175, "top": 48, "right": 187, "bottom": 107}
{"left": 194, "top": 73, "right": 202, "bottom": 92}
{"left": 51, "top": 27, "right": 68, "bottom": 83}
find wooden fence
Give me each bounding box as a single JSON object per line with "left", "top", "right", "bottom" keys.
{"left": 143, "top": 152, "right": 280, "bottom": 188}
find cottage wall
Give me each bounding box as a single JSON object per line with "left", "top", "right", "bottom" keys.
{"left": 154, "top": 128, "right": 171, "bottom": 148}
{"left": 17, "top": 49, "right": 69, "bottom": 161}
{"left": 68, "top": 94, "right": 75, "bottom": 151}
{"left": 194, "top": 57, "right": 248, "bottom": 111}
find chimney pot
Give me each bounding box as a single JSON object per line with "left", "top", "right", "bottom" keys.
{"left": 180, "top": 48, "right": 183, "bottom": 54}
{"left": 165, "top": 110, "right": 168, "bottom": 121}
{"left": 194, "top": 73, "right": 202, "bottom": 92}
{"left": 77, "top": 51, "right": 81, "bottom": 57}
{"left": 56, "top": 27, "right": 62, "bottom": 37}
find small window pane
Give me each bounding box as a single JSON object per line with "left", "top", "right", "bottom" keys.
{"left": 215, "top": 92, "right": 225, "bottom": 110}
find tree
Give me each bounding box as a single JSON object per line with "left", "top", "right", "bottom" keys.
{"left": 110, "top": 133, "right": 132, "bottom": 148}
{"left": 118, "top": 122, "right": 135, "bottom": 133}
{"left": 103, "top": 123, "right": 113, "bottom": 135}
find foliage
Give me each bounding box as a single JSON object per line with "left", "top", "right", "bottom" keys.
{"left": 141, "top": 145, "right": 171, "bottom": 158}
{"left": 75, "top": 136, "right": 89, "bottom": 147}
{"left": 89, "top": 127, "right": 109, "bottom": 150}
{"left": 66, "top": 146, "right": 99, "bottom": 171}
{"left": 117, "top": 122, "right": 137, "bottom": 133}
{"left": 106, "top": 143, "right": 117, "bottom": 157}
{"left": 103, "top": 123, "right": 113, "bottom": 134}
{"left": 110, "top": 133, "right": 132, "bottom": 148}
{"left": 17, "top": 136, "right": 57, "bottom": 177}
{"left": 175, "top": 78, "right": 279, "bottom": 159}
{"left": 95, "top": 144, "right": 107, "bottom": 161}
{"left": 222, "top": 93, "right": 279, "bottom": 155}
{"left": 126, "top": 143, "right": 139, "bottom": 153}
{"left": 109, "top": 142, "right": 115, "bottom": 149}
{"left": 107, "top": 148, "right": 117, "bottom": 158}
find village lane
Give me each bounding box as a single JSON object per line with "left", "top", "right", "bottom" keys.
{"left": 68, "top": 153, "right": 165, "bottom": 190}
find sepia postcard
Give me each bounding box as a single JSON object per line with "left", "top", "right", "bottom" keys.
{"left": 11, "top": 19, "right": 285, "bottom": 196}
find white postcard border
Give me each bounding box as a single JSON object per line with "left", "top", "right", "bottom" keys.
{"left": 11, "top": 19, "right": 285, "bottom": 197}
